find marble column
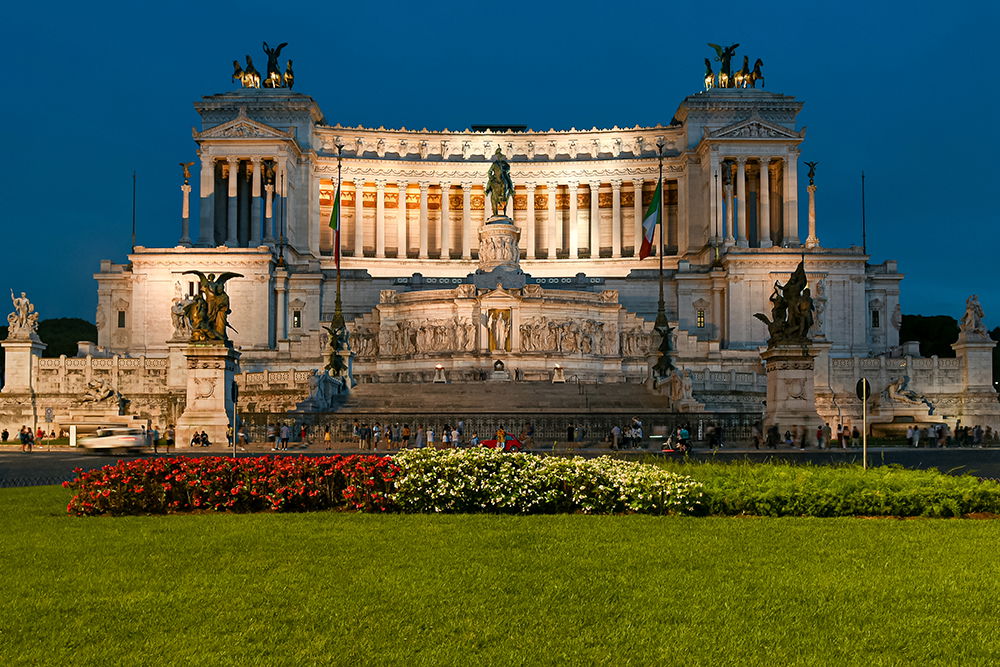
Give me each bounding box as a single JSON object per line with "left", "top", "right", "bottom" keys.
{"left": 677, "top": 173, "right": 688, "bottom": 254}
{"left": 353, "top": 179, "right": 365, "bottom": 257}
{"left": 588, "top": 181, "right": 600, "bottom": 258}
{"left": 568, "top": 181, "right": 579, "bottom": 259}
{"left": 226, "top": 157, "right": 239, "bottom": 246}
{"left": 783, "top": 153, "right": 800, "bottom": 245}
{"left": 275, "top": 157, "right": 287, "bottom": 243}
{"left": 461, "top": 181, "right": 473, "bottom": 260}
{"left": 709, "top": 151, "right": 721, "bottom": 241}
{"left": 631, "top": 179, "right": 643, "bottom": 256}
{"left": 198, "top": 155, "right": 215, "bottom": 246}
{"left": 724, "top": 162, "right": 735, "bottom": 246}
{"left": 264, "top": 183, "right": 275, "bottom": 243}
{"left": 525, "top": 182, "right": 536, "bottom": 259}
{"left": 179, "top": 183, "right": 192, "bottom": 246}
{"left": 440, "top": 182, "right": 451, "bottom": 260}
{"left": 758, "top": 159, "right": 772, "bottom": 248}
{"left": 546, "top": 182, "right": 558, "bottom": 259}
{"left": 397, "top": 183, "right": 408, "bottom": 258}
{"left": 250, "top": 157, "right": 262, "bottom": 246}
{"left": 275, "top": 268, "right": 288, "bottom": 340}
{"left": 418, "top": 181, "right": 429, "bottom": 259}
{"left": 611, "top": 179, "right": 622, "bottom": 258}
{"left": 735, "top": 157, "right": 748, "bottom": 248}
{"left": 806, "top": 184, "right": 819, "bottom": 248}
{"left": 375, "top": 180, "right": 386, "bottom": 258}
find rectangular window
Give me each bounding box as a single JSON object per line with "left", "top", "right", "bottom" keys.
{"left": 117, "top": 311, "right": 126, "bottom": 328}
{"left": 188, "top": 281, "right": 197, "bottom": 297}
{"left": 871, "top": 310, "right": 880, "bottom": 328}
{"left": 697, "top": 310, "right": 706, "bottom": 328}
{"left": 292, "top": 310, "right": 302, "bottom": 329}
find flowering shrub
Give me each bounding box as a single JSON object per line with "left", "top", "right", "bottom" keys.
{"left": 391, "top": 448, "right": 705, "bottom": 515}
{"left": 64, "top": 455, "right": 397, "bottom": 516}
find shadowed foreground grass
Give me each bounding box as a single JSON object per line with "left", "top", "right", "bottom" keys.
{"left": 2, "top": 485, "right": 999, "bottom": 665}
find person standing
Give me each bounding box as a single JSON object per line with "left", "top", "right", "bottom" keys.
{"left": 151, "top": 425, "right": 160, "bottom": 454}
{"left": 451, "top": 426, "right": 459, "bottom": 448}
{"left": 166, "top": 425, "right": 175, "bottom": 452}
{"left": 427, "top": 427, "right": 436, "bottom": 449}
{"left": 402, "top": 424, "right": 411, "bottom": 448}
{"left": 816, "top": 424, "right": 825, "bottom": 449}
{"left": 611, "top": 424, "right": 622, "bottom": 450}
{"left": 324, "top": 426, "right": 332, "bottom": 450}
{"left": 279, "top": 423, "right": 290, "bottom": 450}
{"left": 851, "top": 425, "right": 861, "bottom": 448}
{"left": 415, "top": 425, "right": 426, "bottom": 449}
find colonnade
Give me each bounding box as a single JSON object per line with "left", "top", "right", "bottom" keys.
{"left": 197, "top": 155, "right": 286, "bottom": 247}
{"left": 341, "top": 178, "right": 679, "bottom": 260}
{"left": 707, "top": 153, "right": 798, "bottom": 248}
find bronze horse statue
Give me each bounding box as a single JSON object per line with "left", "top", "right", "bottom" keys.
{"left": 703, "top": 58, "right": 715, "bottom": 90}
{"left": 750, "top": 59, "right": 764, "bottom": 88}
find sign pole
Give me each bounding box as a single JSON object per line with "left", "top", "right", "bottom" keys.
{"left": 862, "top": 381, "right": 868, "bottom": 470}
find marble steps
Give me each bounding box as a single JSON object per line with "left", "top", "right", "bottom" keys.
{"left": 329, "top": 382, "right": 669, "bottom": 414}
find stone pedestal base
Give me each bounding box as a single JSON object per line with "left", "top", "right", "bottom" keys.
{"left": 1, "top": 338, "right": 46, "bottom": 393}
{"left": 761, "top": 345, "right": 823, "bottom": 435}
{"left": 489, "top": 369, "right": 511, "bottom": 382}
{"left": 175, "top": 344, "right": 240, "bottom": 448}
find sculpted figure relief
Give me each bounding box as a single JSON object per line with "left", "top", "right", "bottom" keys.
{"left": 884, "top": 376, "right": 935, "bottom": 413}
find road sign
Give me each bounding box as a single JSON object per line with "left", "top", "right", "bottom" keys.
{"left": 855, "top": 378, "right": 872, "bottom": 401}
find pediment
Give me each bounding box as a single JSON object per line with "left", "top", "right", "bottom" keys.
{"left": 708, "top": 116, "right": 801, "bottom": 140}
{"left": 195, "top": 108, "right": 293, "bottom": 141}
{"left": 479, "top": 284, "right": 520, "bottom": 302}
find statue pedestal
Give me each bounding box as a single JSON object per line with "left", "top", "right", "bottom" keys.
{"left": 475, "top": 216, "right": 526, "bottom": 289}
{"left": 1, "top": 337, "right": 46, "bottom": 393}
{"left": 953, "top": 333, "right": 997, "bottom": 393}
{"left": 761, "top": 345, "right": 823, "bottom": 435}
{"left": 175, "top": 344, "right": 240, "bottom": 448}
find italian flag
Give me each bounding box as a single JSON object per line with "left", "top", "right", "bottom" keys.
{"left": 638, "top": 180, "right": 661, "bottom": 260}
{"left": 329, "top": 182, "right": 341, "bottom": 269}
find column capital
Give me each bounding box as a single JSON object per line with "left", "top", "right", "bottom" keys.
{"left": 226, "top": 156, "right": 240, "bottom": 166}
{"left": 397, "top": 182, "right": 407, "bottom": 192}
{"left": 418, "top": 181, "right": 431, "bottom": 191}
{"left": 587, "top": 180, "right": 602, "bottom": 190}
{"left": 610, "top": 178, "right": 622, "bottom": 190}
{"left": 461, "top": 180, "right": 474, "bottom": 190}
{"left": 524, "top": 181, "right": 537, "bottom": 191}
{"left": 735, "top": 155, "right": 747, "bottom": 166}
{"left": 250, "top": 156, "right": 261, "bottom": 165}
{"left": 545, "top": 181, "right": 559, "bottom": 190}
{"left": 631, "top": 177, "right": 644, "bottom": 187}
{"left": 353, "top": 176, "right": 367, "bottom": 185}
{"left": 375, "top": 179, "right": 386, "bottom": 190}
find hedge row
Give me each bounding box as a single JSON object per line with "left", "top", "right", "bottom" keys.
{"left": 658, "top": 461, "right": 1000, "bottom": 518}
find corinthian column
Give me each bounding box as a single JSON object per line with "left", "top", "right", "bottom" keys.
{"left": 226, "top": 157, "right": 239, "bottom": 247}
{"left": 567, "top": 181, "right": 579, "bottom": 259}
{"left": 783, "top": 152, "right": 800, "bottom": 245}
{"left": 353, "top": 179, "right": 365, "bottom": 257}
{"left": 461, "top": 181, "right": 472, "bottom": 260}
{"left": 198, "top": 155, "right": 215, "bottom": 246}
{"left": 397, "top": 182, "right": 408, "bottom": 258}
{"left": 250, "top": 157, "right": 262, "bottom": 246}
{"left": 375, "top": 180, "right": 386, "bottom": 258}
{"left": 180, "top": 182, "right": 192, "bottom": 247}
{"left": 758, "top": 159, "right": 772, "bottom": 248}
{"left": 806, "top": 183, "right": 819, "bottom": 248}
{"left": 525, "top": 182, "right": 536, "bottom": 259}
{"left": 546, "top": 182, "right": 558, "bottom": 259}
{"left": 735, "top": 157, "right": 747, "bottom": 248}
{"left": 440, "top": 182, "right": 451, "bottom": 260}
{"left": 611, "top": 179, "right": 622, "bottom": 258}
{"left": 631, "top": 179, "right": 643, "bottom": 256}
{"left": 588, "top": 181, "right": 600, "bottom": 258}
{"left": 418, "top": 181, "right": 429, "bottom": 259}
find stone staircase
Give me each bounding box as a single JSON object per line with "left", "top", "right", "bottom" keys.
{"left": 325, "top": 381, "right": 670, "bottom": 415}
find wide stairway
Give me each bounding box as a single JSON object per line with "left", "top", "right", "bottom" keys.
{"left": 328, "top": 381, "right": 669, "bottom": 415}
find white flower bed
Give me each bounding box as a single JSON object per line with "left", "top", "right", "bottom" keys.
{"left": 391, "top": 448, "right": 704, "bottom": 515}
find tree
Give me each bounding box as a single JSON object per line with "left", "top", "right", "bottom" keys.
{"left": 899, "top": 315, "right": 959, "bottom": 358}
{"left": 36, "top": 318, "right": 97, "bottom": 358}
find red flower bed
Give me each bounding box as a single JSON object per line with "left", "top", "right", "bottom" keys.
{"left": 64, "top": 455, "right": 398, "bottom": 516}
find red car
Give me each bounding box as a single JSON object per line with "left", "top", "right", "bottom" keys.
{"left": 480, "top": 437, "right": 523, "bottom": 452}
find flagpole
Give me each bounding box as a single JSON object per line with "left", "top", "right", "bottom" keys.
{"left": 654, "top": 141, "right": 667, "bottom": 330}
{"left": 332, "top": 144, "right": 345, "bottom": 330}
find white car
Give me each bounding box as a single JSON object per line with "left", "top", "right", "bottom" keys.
{"left": 79, "top": 427, "right": 149, "bottom": 454}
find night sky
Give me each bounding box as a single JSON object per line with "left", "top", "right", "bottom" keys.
{"left": 5, "top": 1, "right": 997, "bottom": 327}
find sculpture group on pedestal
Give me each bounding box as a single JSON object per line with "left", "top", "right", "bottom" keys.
{"left": 181, "top": 271, "right": 243, "bottom": 343}
{"left": 232, "top": 42, "right": 294, "bottom": 89}
{"left": 704, "top": 44, "right": 764, "bottom": 90}
{"left": 960, "top": 294, "right": 989, "bottom": 339}
{"left": 753, "top": 261, "right": 815, "bottom": 346}
{"left": 484, "top": 148, "right": 514, "bottom": 217}
{"left": 7, "top": 290, "right": 39, "bottom": 340}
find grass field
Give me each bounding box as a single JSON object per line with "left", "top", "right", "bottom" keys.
{"left": 3, "top": 485, "right": 999, "bottom": 665}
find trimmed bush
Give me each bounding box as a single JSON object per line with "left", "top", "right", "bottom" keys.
{"left": 64, "top": 455, "right": 397, "bottom": 516}
{"left": 657, "top": 461, "right": 1000, "bottom": 518}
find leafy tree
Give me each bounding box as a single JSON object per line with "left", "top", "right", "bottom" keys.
{"left": 36, "top": 318, "right": 97, "bottom": 358}
{"left": 899, "top": 315, "right": 958, "bottom": 358}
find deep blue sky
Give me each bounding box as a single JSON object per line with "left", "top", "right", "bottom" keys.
{"left": 4, "top": 1, "right": 997, "bottom": 327}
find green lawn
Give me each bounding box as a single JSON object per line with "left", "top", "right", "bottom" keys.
{"left": 3, "top": 486, "right": 999, "bottom": 665}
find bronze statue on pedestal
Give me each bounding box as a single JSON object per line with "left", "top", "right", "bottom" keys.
{"left": 181, "top": 271, "right": 243, "bottom": 342}
{"left": 754, "top": 261, "right": 815, "bottom": 346}
{"left": 485, "top": 147, "right": 514, "bottom": 217}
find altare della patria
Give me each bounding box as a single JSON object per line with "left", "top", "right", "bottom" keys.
{"left": 2, "top": 42, "right": 997, "bottom": 445}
